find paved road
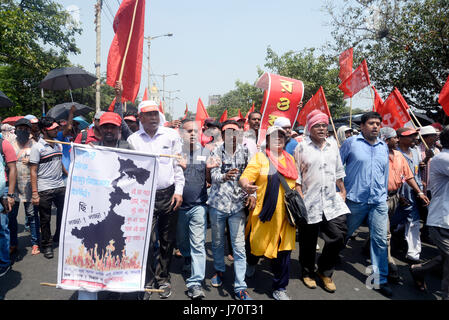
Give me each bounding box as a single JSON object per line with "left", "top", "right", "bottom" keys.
{"left": 0, "top": 204, "right": 444, "bottom": 301}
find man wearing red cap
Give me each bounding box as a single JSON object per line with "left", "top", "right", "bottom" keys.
{"left": 92, "top": 112, "right": 131, "bottom": 149}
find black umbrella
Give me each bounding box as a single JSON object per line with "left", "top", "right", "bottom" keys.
{"left": 39, "top": 67, "right": 97, "bottom": 101}
{"left": 0, "top": 90, "right": 14, "bottom": 108}
{"left": 46, "top": 102, "right": 94, "bottom": 120}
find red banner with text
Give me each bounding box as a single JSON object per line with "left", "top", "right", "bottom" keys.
{"left": 256, "top": 73, "right": 304, "bottom": 144}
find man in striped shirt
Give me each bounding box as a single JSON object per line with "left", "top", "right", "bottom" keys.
{"left": 30, "top": 117, "right": 66, "bottom": 259}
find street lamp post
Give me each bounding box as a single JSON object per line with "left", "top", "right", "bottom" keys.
{"left": 151, "top": 73, "right": 178, "bottom": 112}
{"left": 162, "top": 89, "right": 181, "bottom": 115}
{"left": 145, "top": 33, "right": 173, "bottom": 90}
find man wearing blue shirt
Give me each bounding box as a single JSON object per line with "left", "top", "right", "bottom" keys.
{"left": 340, "top": 111, "right": 392, "bottom": 297}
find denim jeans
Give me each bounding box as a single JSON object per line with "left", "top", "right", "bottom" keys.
{"left": 38, "top": 187, "right": 65, "bottom": 248}
{"left": 9, "top": 201, "right": 40, "bottom": 247}
{"left": 0, "top": 213, "right": 10, "bottom": 267}
{"left": 346, "top": 200, "right": 389, "bottom": 285}
{"left": 176, "top": 205, "right": 207, "bottom": 288}
{"left": 209, "top": 207, "right": 247, "bottom": 292}
{"left": 391, "top": 200, "right": 421, "bottom": 260}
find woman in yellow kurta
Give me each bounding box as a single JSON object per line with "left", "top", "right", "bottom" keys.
{"left": 239, "top": 125, "right": 298, "bottom": 300}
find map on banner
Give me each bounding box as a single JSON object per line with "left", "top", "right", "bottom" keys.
{"left": 57, "top": 145, "right": 158, "bottom": 292}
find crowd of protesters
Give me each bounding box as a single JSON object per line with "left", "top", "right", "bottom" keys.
{"left": 0, "top": 82, "right": 448, "bottom": 301}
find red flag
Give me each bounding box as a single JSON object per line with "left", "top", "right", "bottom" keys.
{"left": 339, "top": 48, "right": 353, "bottom": 83}
{"left": 256, "top": 72, "right": 304, "bottom": 144}
{"left": 219, "top": 109, "right": 228, "bottom": 122}
{"left": 108, "top": 97, "right": 117, "bottom": 112}
{"left": 439, "top": 75, "right": 449, "bottom": 116}
{"left": 106, "top": 0, "right": 146, "bottom": 103}
{"left": 338, "top": 59, "right": 371, "bottom": 98}
{"left": 379, "top": 88, "right": 412, "bottom": 129}
{"left": 142, "top": 87, "right": 149, "bottom": 101}
{"left": 296, "top": 86, "right": 331, "bottom": 126}
{"left": 372, "top": 86, "right": 384, "bottom": 112}
{"left": 238, "top": 109, "right": 244, "bottom": 119}
{"left": 195, "top": 98, "right": 209, "bottom": 128}
{"left": 181, "top": 103, "right": 189, "bottom": 120}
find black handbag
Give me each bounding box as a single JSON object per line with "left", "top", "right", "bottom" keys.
{"left": 265, "top": 154, "right": 307, "bottom": 227}
{"left": 277, "top": 173, "right": 307, "bottom": 227}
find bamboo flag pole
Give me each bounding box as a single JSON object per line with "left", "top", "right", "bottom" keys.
{"left": 329, "top": 114, "right": 340, "bottom": 148}
{"left": 349, "top": 97, "right": 353, "bottom": 128}
{"left": 406, "top": 117, "right": 430, "bottom": 150}
{"left": 40, "top": 282, "right": 164, "bottom": 293}
{"left": 118, "top": 0, "right": 140, "bottom": 82}
{"left": 44, "top": 139, "right": 182, "bottom": 160}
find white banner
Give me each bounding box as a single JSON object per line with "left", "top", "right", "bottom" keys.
{"left": 57, "top": 144, "right": 158, "bottom": 292}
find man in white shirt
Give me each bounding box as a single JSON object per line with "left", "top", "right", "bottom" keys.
{"left": 127, "top": 100, "right": 185, "bottom": 299}
{"left": 410, "top": 125, "right": 449, "bottom": 300}
{"left": 294, "top": 110, "right": 349, "bottom": 293}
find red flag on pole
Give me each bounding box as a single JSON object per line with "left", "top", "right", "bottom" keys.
{"left": 238, "top": 109, "right": 244, "bottom": 119}
{"left": 338, "top": 59, "right": 371, "bottom": 98}
{"left": 296, "top": 86, "right": 331, "bottom": 126}
{"left": 379, "top": 88, "right": 412, "bottom": 129}
{"left": 339, "top": 48, "right": 353, "bottom": 83}
{"left": 195, "top": 98, "right": 209, "bottom": 128}
{"left": 256, "top": 72, "right": 304, "bottom": 144}
{"left": 372, "top": 86, "right": 384, "bottom": 112}
{"left": 439, "top": 74, "right": 449, "bottom": 116}
{"left": 142, "top": 87, "right": 149, "bottom": 101}
{"left": 219, "top": 109, "right": 228, "bottom": 123}
{"left": 106, "top": 0, "right": 146, "bottom": 103}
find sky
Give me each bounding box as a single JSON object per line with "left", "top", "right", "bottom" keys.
{"left": 59, "top": 0, "right": 373, "bottom": 118}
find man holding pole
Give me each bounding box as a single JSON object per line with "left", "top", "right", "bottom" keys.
{"left": 127, "top": 100, "right": 185, "bottom": 299}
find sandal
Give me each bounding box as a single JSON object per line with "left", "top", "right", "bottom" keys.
{"left": 409, "top": 265, "right": 427, "bottom": 291}
{"left": 31, "top": 245, "right": 40, "bottom": 255}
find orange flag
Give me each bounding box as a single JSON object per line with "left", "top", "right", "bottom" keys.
{"left": 195, "top": 98, "right": 209, "bottom": 128}
{"left": 107, "top": 97, "right": 117, "bottom": 112}
{"left": 106, "top": 0, "right": 146, "bottom": 102}
{"left": 372, "top": 86, "right": 384, "bottom": 112}
{"left": 219, "top": 109, "right": 228, "bottom": 122}
{"left": 439, "top": 74, "right": 449, "bottom": 116}
{"left": 296, "top": 86, "right": 331, "bottom": 126}
{"left": 182, "top": 103, "right": 189, "bottom": 120}
{"left": 142, "top": 87, "right": 149, "bottom": 101}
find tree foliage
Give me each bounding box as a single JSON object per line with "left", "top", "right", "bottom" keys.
{"left": 206, "top": 80, "right": 264, "bottom": 119}
{"left": 325, "top": 0, "right": 449, "bottom": 122}
{"left": 0, "top": 0, "right": 84, "bottom": 118}
{"left": 263, "top": 46, "right": 347, "bottom": 117}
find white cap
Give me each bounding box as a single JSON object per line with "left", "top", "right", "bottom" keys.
{"left": 266, "top": 125, "right": 286, "bottom": 136}
{"left": 273, "top": 117, "right": 291, "bottom": 128}
{"left": 420, "top": 125, "right": 438, "bottom": 136}
{"left": 138, "top": 100, "right": 159, "bottom": 113}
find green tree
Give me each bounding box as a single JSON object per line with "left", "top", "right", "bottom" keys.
{"left": 0, "top": 0, "right": 82, "bottom": 118}
{"left": 263, "top": 46, "right": 347, "bottom": 118}
{"left": 207, "top": 80, "right": 264, "bottom": 119}
{"left": 324, "top": 0, "right": 449, "bottom": 122}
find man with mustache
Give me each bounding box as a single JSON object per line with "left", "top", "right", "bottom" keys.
{"left": 127, "top": 100, "right": 184, "bottom": 299}
{"left": 340, "top": 111, "right": 392, "bottom": 297}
